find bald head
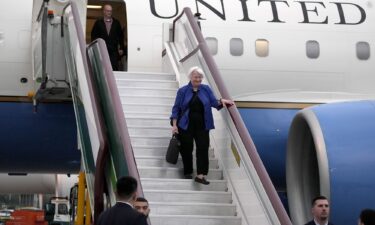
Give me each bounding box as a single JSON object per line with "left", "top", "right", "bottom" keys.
{"left": 103, "top": 4, "right": 113, "bottom": 19}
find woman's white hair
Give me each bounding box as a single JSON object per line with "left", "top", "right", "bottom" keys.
{"left": 188, "top": 66, "right": 205, "bottom": 79}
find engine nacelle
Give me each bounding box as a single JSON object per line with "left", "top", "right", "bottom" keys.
{"left": 0, "top": 174, "right": 77, "bottom": 196}
{"left": 287, "top": 100, "right": 375, "bottom": 225}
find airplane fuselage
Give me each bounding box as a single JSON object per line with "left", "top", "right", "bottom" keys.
{"left": 0, "top": 1, "right": 374, "bottom": 225}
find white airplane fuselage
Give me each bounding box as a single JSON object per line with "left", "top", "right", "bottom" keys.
{"left": 0, "top": 1, "right": 375, "bottom": 225}
{"left": 126, "top": 0, "right": 375, "bottom": 103}
{"left": 1, "top": 0, "right": 374, "bottom": 102}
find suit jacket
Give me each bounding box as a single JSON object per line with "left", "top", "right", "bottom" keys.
{"left": 97, "top": 202, "right": 148, "bottom": 225}
{"left": 304, "top": 220, "right": 334, "bottom": 225}
{"left": 91, "top": 17, "right": 125, "bottom": 58}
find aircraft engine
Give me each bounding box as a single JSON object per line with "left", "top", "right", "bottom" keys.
{"left": 286, "top": 100, "right": 375, "bottom": 225}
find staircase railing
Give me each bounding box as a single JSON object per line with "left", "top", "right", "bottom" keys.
{"left": 35, "top": 0, "right": 48, "bottom": 91}
{"left": 87, "top": 39, "right": 144, "bottom": 218}
{"left": 61, "top": 2, "right": 107, "bottom": 220}
{"left": 62, "top": 2, "right": 143, "bottom": 222}
{"left": 165, "top": 7, "right": 292, "bottom": 225}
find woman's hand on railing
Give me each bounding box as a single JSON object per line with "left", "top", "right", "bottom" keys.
{"left": 220, "top": 98, "right": 234, "bottom": 108}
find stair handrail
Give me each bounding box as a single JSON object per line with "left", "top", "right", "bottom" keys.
{"left": 33, "top": 0, "right": 49, "bottom": 101}
{"left": 87, "top": 39, "right": 144, "bottom": 215}
{"left": 171, "top": 8, "right": 292, "bottom": 225}
{"left": 62, "top": 2, "right": 108, "bottom": 222}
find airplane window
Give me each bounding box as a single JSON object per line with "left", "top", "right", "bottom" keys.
{"left": 306, "top": 40, "right": 320, "bottom": 59}
{"left": 255, "top": 39, "right": 269, "bottom": 57}
{"left": 205, "top": 37, "right": 218, "bottom": 55}
{"left": 356, "top": 42, "right": 370, "bottom": 60}
{"left": 230, "top": 38, "right": 243, "bottom": 56}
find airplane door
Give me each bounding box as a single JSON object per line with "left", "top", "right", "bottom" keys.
{"left": 86, "top": 1, "right": 127, "bottom": 71}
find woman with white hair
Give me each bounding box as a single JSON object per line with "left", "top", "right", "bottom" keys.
{"left": 170, "top": 66, "right": 234, "bottom": 185}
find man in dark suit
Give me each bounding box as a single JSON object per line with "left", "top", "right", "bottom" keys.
{"left": 305, "top": 196, "right": 334, "bottom": 225}
{"left": 91, "top": 4, "right": 125, "bottom": 71}
{"left": 97, "top": 176, "right": 147, "bottom": 225}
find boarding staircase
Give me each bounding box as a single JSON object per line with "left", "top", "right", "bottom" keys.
{"left": 61, "top": 2, "right": 291, "bottom": 225}
{"left": 114, "top": 71, "right": 241, "bottom": 225}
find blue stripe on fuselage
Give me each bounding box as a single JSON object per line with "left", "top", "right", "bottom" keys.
{"left": 0, "top": 102, "right": 80, "bottom": 173}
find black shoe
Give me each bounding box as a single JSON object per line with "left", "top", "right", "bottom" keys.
{"left": 184, "top": 174, "right": 193, "bottom": 179}
{"left": 194, "top": 176, "right": 210, "bottom": 185}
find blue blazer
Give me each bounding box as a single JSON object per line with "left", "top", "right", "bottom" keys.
{"left": 170, "top": 82, "right": 222, "bottom": 131}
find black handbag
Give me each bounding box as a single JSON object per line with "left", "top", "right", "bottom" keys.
{"left": 166, "top": 134, "right": 180, "bottom": 164}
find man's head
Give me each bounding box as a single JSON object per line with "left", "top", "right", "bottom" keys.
{"left": 358, "top": 209, "right": 375, "bottom": 225}
{"left": 116, "top": 176, "right": 138, "bottom": 202}
{"left": 103, "top": 4, "right": 113, "bottom": 19}
{"left": 311, "top": 196, "right": 330, "bottom": 223}
{"left": 134, "top": 197, "right": 150, "bottom": 217}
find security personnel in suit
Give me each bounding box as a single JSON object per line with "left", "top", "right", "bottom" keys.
{"left": 91, "top": 4, "right": 125, "bottom": 71}
{"left": 305, "top": 196, "right": 335, "bottom": 225}
{"left": 97, "top": 176, "right": 147, "bottom": 225}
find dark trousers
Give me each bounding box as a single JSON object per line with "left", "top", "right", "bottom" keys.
{"left": 108, "top": 51, "right": 119, "bottom": 71}
{"left": 178, "top": 128, "right": 210, "bottom": 175}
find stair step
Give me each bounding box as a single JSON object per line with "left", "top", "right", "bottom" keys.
{"left": 144, "top": 190, "right": 232, "bottom": 203}
{"left": 133, "top": 146, "right": 215, "bottom": 158}
{"left": 114, "top": 73, "right": 244, "bottom": 225}
{"left": 135, "top": 156, "right": 219, "bottom": 169}
{"left": 114, "top": 72, "right": 176, "bottom": 81}
{"left": 125, "top": 117, "right": 169, "bottom": 127}
{"left": 140, "top": 178, "right": 227, "bottom": 192}
{"left": 149, "top": 215, "right": 241, "bottom": 225}
{"left": 118, "top": 87, "right": 177, "bottom": 96}
{"left": 119, "top": 95, "right": 175, "bottom": 104}
{"left": 128, "top": 126, "right": 171, "bottom": 136}
{"left": 136, "top": 155, "right": 218, "bottom": 168}
{"left": 116, "top": 79, "right": 178, "bottom": 89}
{"left": 122, "top": 103, "right": 171, "bottom": 114}
{"left": 149, "top": 202, "right": 236, "bottom": 216}
{"left": 138, "top": 167, "right": 222, "bottom": 179}
{"left": 125, "top": 111, "right": 170, "bottom": 118}
{"left": 130, "top": 135, "right": 170, "bottom": 146}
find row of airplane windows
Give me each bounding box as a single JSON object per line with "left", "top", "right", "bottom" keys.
{"left": 205, "top": 37, "right": 371, "bottom": 60}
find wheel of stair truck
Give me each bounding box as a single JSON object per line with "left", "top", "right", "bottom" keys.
{"left": 286, "top": 100, "right": 375, "bottom": 225}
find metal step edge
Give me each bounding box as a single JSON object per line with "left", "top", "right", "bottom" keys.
{"left": 149, "top": 215, "right": 241, "bottom": 225}
{"left": 136, "top": 157, "right": 217, "bottom": 162}
{"left": 116, "top": 78, "right": 177, "bottom": 83}
{"left": 128, "top": 125, "right": 170, "bottom": 129}
{"left": 139, "top": 167, "right": 221, "bottom": 172}
{"left": 150, "top": 215, "right": 240, "bottom": 219}
{"left": 123, "top": 110, "right": 171, "bottom": 114}
{"left": 122, "top": 102, "right": 172, "bottom": 107}
{"left": 117, "top": 86, "right": 177, "bottom": 91}
{"left": 136, "top": 156, "right": 216, "bottom": 160}
{"left": 148, "top": 202, "right": 235, "bottom": 207}
{"left": 119, "top": 94, "right": 175, "bottom": 99}
{"left": 133, "top": 145, "right": 214, "bottom": 150}
{"left": 140, "top": 178, "right": 226, "bottom": 184}
{"left": 114, "top": 71, "right": 174, "bottom": 76}
{"left": 133, "top": 145, "right": 168, "bottom": 149}
{"left": 144, "top": 190, "right": 230, "bottom": 195}
{"left": 124, "top": 113, "right": 170, "bottom": 118}
{"left": 130, "top": 135, "right": 170, "bottom": 139}
{"left": 125, "top": 115, "right": 168, "bottom": 119}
